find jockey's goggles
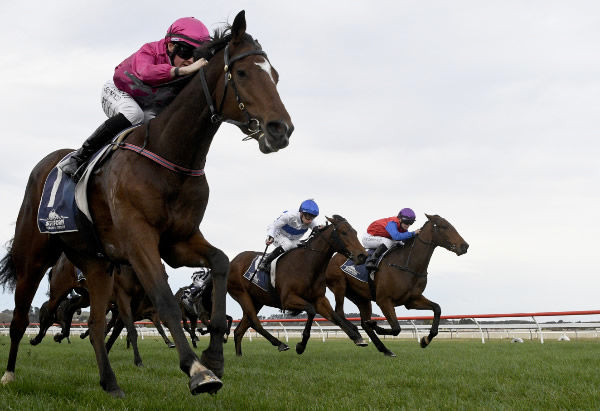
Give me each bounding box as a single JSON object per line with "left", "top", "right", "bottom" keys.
{"left": 400, "top": 218, "right": 415, "bottom": 226}
{"left": 302, "top": 213, "right": 316, "bottom": 221}
{"left": 174, "top": 42, "right": 195, "bottom": 60}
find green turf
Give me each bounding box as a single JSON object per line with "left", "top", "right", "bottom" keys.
{"left": 0, "top": 335, "right": 598, "bottom": 410}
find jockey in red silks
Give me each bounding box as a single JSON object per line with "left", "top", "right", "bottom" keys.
{"left": 59, "top": 17, "right": 211, "bottom": 179}
{"left": 362, "top": 207, "right": 421, "bottom": 274}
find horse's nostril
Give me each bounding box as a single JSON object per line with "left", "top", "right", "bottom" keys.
{"left": 266, "top": 120, "right": 288, "bottom": 138}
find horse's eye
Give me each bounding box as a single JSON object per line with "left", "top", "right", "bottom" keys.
{"left": 236, "top": 69, "right": 247, "bottom": 78}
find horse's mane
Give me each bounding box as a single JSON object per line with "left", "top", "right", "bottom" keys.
{"left": 193, "top": 25, "right": 258, "bottom": 62}
{"left": 299, "top": 215, "right": 347, "bottom": 248}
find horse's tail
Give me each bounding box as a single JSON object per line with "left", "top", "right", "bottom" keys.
{"left": 0, "top": 238, "right": 17, "bottom": 292}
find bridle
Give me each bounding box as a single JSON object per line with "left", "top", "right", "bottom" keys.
{"left": 302, "top": 223, "right": 353, "bottom": 260}
{"left": 199, "top": 43, "right": 267, "bottom": 140}
{"left": 389, "top": 221, "right": 437, "bottom": 278}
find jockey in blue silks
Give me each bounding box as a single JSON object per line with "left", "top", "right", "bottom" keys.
{"left": 257, "top": 199, "right": 320, "bottom": 272}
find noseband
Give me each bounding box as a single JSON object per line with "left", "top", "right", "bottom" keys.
{"left": 199, "top": 44, "right": 268, "bottom": 139}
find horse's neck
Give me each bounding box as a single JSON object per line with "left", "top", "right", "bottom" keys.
{"left": 302, "top": 233, "right": 336, "bottom": 273}
{"left": 399, "top": 237, "right": 435, "bottom": 274}
{"left": 143, "top": 66, "right": 222, "bottom": 171}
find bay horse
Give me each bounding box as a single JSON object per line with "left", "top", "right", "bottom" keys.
{"left": 228, "top": 215, "right": 368, "bottom": 356}
{"left": 0, "top": 11, "right": 292, "bottom": 397}
{"left": 29, "top": 254, "right": 89, "bottom": 346}
{"left": 326, "top": 214, "right": 469, "bottom": 357}
{"left": 175, "top": 285, "right": 233, "bottom": 348}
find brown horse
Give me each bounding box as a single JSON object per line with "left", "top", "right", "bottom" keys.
{"left": 228, "top": 215, "right": 368, "bottom": 356}
{"left": 0, "top": 11, "right": 292, "bottom": 397}
{"left": 175, "top": 286, "right": 233, "bottom": 348}
{"left": 29, "top": 254, "right": 89, "bottom": 346}
{"left": 31, "top": 253, "right": 176, "bottom": 364}
{"left": 326, "top": 214, "right": 469, "bottom": 357}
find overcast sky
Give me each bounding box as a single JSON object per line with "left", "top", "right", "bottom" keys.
{"left": 1, "top": 1, "right": 599, "bottom": 322}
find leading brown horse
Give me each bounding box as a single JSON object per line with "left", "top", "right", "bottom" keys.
{"left": 326, "top": 214, "right": 469, "bottom": 357}
{"left": 228, "top": 215, "right": 368, "bottom": 356}
{"left": 0, "top": 11, "right": 292, "bottom": 397}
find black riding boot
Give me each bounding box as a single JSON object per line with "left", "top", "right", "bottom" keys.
{"left": 59, "top": 113, "right": 132, "bottom": 179}
{"left": 258, "top": 246, "right": 284, "bottom": 272}
{"left": 365, "top": 244, "right": 388, "bottom": 273}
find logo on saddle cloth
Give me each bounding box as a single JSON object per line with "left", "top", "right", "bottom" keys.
{"left": 340, "top": 252, "right": 373, "bottom": 283}
{"left": 37, "top": 165, "right": 78, "bottom": 234}
{"left": 37, "top": 128, "right": 137, "bottom": 234}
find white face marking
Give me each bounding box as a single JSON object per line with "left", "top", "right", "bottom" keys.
{"left": 255, "top": 59, "right": 275, "bottom": 84}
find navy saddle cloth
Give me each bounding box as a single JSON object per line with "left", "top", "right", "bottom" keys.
{"left": 37, "top": 157, "right": 79, "bottom": 234}
{"left": 242, "top": 256, "right": 271, "bottom": 292}
{"left": 340, "top": 249, "right": 376, "bottom": 283}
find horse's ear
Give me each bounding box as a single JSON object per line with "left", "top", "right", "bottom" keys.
{"left": 231, "top": 10, "right": 247, "bottom": 44}
{"left": 326, "top": 216, "right": 333, "bottom": 224}
{"left": 425, "top": 213, "right": 432, "bottom": 220}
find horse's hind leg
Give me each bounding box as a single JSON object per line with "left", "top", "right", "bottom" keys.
{"left": 30, "top": 301, "right": 55, "bottom": 346}
{"left": 236, "top": 295, "right": 288, "bottom": 352}
{"left": 233, "top": 314, "right": 252, "bottom": 356}
{"left": 2, "top": 235, "right": 61, "bottom": 385}
{"left": 82, "top": 263, "right": 124, "bottom": 397}
{"left": 357, "top": 301, "right": 395, "bottom": 356}
{"left": 405, "top": 295, "right": 441, "bottom": 348}
{"left": 312, "top": 296, "right": 367, "bottom": 347}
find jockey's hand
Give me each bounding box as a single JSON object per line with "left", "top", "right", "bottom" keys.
{"left": 178, "top": 58, "right": 208, "bottom": 76}
{"left": 266, "top": 236, "right": 274, "bottom": 245}
{"left": 414, "top": 229, "right": 421, "bottom": 235}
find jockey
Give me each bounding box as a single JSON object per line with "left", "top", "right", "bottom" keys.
{"left": 257, "top": 199, "right": 320, "bottom": 273}
{"left": 181, "top": 267, "right": 211, "bottom": 315}
{"left": 59, "top": 17, "right": 211, "bottom": 178}
{"left": 362, "top": 208, "right": 421, "bottom": 274}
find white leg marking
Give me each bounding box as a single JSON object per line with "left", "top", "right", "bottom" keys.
{"left": 1, "top": 371, "right": 15, "bottom": 384}
{"left": 189, "top": 360, "right": 208, "bottom": 377}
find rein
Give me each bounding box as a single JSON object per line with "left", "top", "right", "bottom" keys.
{"left": 115, "top": 42, "right": 268, "bottom": 177}
{"left": 301, "top": 224, "right": 352, "bottom": 259}
{"left": 199, "top": 44, "right": 267, "bottom": 139}
{"left": 115, "top": 121, "right": 205, "bottom": 177}
{"left": 388, "top": 222, "right": 436, "bottom": 278}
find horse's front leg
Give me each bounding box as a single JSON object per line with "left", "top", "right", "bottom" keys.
{"left": 313, "top": 296, "right": 368, "bottom": 347}
{"left": 405, "top": 295, "right": 441, "bottom": 348}
{"left": 127, "top": 232, "right": 221, "bottom": 395}
{"left": 296, "top": 311, "right": 315, "bottom": 355}
{"left": 84, "top": 264, "right": 124, "bottom": 397}
{"left": 163, "top": 234, "right": 229, "bottom": 379}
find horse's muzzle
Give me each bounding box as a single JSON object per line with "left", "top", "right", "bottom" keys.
{"left": 456, "top": 243, "right": 469, "bottom": 256}
{"left": 259, "top": 121, "right": 293, "bottom": 153}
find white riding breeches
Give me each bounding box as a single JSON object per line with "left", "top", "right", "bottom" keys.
{"left": 101, "top": 81, "right": 155, "bottom": 125}
{"left": 272, "top": 233, "right": 301, "bottom": 251}
{"left": 361, "top": 233, "right": 398, "bottom": 250}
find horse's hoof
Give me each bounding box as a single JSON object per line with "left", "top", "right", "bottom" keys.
{"left": 354, "top": 337, "right": 368, "bottom": 347}
{"left": 168, "top": 343, "right": 176, "bottom": 349}
{"left": 420, "top": 336, "right": 430, "bottom": 348}
{"left": 135, "top": 362, "right": 144, "bottom": 368}
{"left": 1, "top": 371, "right": 15, "bottom": 385}
{"left": 189, "top": 370, "right": 223, "bottom": 395}
{"left": 384, "top": 351, "right": 397, "bottom": 357}
{"left": 295, "top": 343, "right": 306, "bottom": 355}
{"left": 107, "top": 388, "right": 126, "bottom": 398}
{"left": 278, "top": 343, "right": 290, "bottom": 352}
{"left": 201, "top": 350, "right": 224, "bottom": 379}
{"left": 29, "top": 338, "right": 40, "bottom": 346}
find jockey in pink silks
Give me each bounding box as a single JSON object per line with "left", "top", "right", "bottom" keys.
{"left": 59, "top": 17, "right": 211, "bottom": 178}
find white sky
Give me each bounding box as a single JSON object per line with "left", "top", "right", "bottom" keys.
{"left": 1, "top": 1, "right": 599, "bottom": 322}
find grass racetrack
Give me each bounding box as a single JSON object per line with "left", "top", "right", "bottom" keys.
{"left": 1, "top": 335, "right": 599, "bottom": 410}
